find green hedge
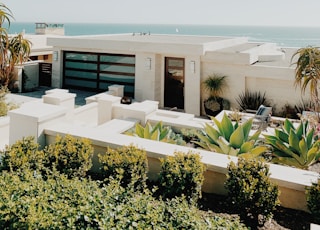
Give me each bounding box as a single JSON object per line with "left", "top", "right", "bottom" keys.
{"left": 0, "top": 136, "right": 45, "bottom": 173}
{"left": 158, "top": 151, "right": 206, "bottom": 203}
{"left": 225, "top": 157, "right": 280, "bottom": 227}
{"left": 306, "top": 178, "right": 320, "bottom": 223}
{"left": 98, "top": 144, "right": 148, "bottom": 190}
{"left": 43, "top": 135, "right": 94, "bottom": 178}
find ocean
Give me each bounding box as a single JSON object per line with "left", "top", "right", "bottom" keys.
{"left": 7, "top": 22, "right": 320, "bottom": 48}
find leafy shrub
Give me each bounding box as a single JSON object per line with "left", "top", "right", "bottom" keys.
{"left": 0, "top": 86, "right": 19, "bottom": 116}
{"left": 43, "top": 134, "right": 94, "bottom": 178}
{"left": 236, "top": 90, "right": 270, "bottom": 112}
{"left": 0, "top": 136, "right": 45, "bottom": 172}
{"left": 0, "top": 100, "right": 7, "bottom": 116}
{"left": 0, "top": 170, "right": 108, "bottom": 229}
{"left": 225, "top": 157, "right": 280, "bottom": 227}
{"left": 194, "top": 113, "right": 267, "bottom": 158}
{"left": 158, "top": 151, "right": 206, "bottom": 203}
{"left": 306, "top": 179, "right": 320, "bottom": 223}
{"left": 0, "top": 168, "right": 247, "bottom": 229}
{"left": 98, "top": 144, "right": 148, "bottom": 190}
{"left": 264, "top": 119, "right": 320, "bottom": 169}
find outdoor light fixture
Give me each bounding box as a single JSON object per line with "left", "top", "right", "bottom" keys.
{"left": 190, "top": 61, "right": 195, "bottom": 73}
{"left": 145, "top": 57, "right": 151, "bottom": 70}
{"left": 53, "top": 51, "right": 58, "bottom": 61}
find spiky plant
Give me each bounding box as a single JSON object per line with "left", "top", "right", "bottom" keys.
{"left": 264, "top": 119, "right": 320, "bottom": 169}
{"left": 194, "top": 113, "right": 267, "bottom": 158}
{"left": 236, "top": 90, "right": 270, "bottom": 112}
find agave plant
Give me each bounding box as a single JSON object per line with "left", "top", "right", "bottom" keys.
{"left": 125, "top": 121, "right": 186, "bottom": 145}
{"left": 264, "top": 119, "right": 320, "bottom": 169}
{"left": 194, "top": 113, "right": 267, "bottom": 158}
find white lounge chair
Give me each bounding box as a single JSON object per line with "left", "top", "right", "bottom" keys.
{"left": 253, "top": 105, "right": 272, "bottom": 130}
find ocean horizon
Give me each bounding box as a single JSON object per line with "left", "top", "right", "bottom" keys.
{"left": 7, "top": 22, "right": 320, "bottom": 48}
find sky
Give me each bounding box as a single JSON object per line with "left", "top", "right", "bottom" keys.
{"left": 2, "top": 0, "right": 320, "bottom": 27}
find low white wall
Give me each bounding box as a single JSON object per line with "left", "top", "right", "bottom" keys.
{"left": 73, "top": 102, "right": 99, "bottom": 127}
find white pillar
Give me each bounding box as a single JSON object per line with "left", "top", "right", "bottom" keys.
{"left": 42, "top": 92, "right": 76, "bottom": 118}
{"left": 108, "top": 85, "right": 124, "bottom": 97}
{"left": 97, "top": 94, "right": 121, "bottom": 125}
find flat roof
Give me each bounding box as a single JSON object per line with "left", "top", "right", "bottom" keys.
{"left": 78, "top": 33, "right": 233, "bottom": 45}
{"left": 48, "top": 33, "right": 249, "bottom": 55}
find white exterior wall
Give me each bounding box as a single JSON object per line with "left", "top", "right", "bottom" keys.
{"left": 184, "top": 56, "right": 201, "bottom": 115}
{"left": 201, "top": 57, "right": 306, "bottom": 115}
{"left": 51, "top": 48, "right": 63, "bottom": 88}
{"left": 135, "top": 53, "right": 157, "bottom": 102}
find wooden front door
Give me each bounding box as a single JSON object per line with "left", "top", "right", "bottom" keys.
{"left": 164, "top": 57, "right": 184, "bottom": 110}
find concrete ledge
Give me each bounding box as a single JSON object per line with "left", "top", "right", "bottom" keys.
{"left": 147, "top": 109, "right": 208, "bottom": 130}
{"left": 45, "top": 88, "right": 69, "bottom": 94}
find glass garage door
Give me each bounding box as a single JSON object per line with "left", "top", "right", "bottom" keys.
{"left": 63, "top": 51, "right": 135, "bottom": 97}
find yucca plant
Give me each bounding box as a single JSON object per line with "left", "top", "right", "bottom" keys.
{"left": 194, "top": 113, "right": 267, "bottom": 158}
{"left": 125, "top": 121, "right": 186, "bottom": 145}
{"left": 264, "top": 119, "right": 320, "bottom": 169}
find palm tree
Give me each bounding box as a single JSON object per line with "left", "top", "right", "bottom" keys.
{"left": 0, "top": 3, "right": 31, "bottom": 89}
{"left": 291, "top": 46, "right": 320, "bottom": 112}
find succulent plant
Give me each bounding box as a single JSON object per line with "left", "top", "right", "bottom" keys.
{"left": 125, "top": 121, "right": 186, "bottom": 145}
{"left": 264, "top": 119, "right": 320, "bottom": 169}
{"left": 194, "top": 113, "right": 267, "bottom": 158}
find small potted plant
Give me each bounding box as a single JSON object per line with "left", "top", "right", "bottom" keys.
{"left": 203, "top": 73, "right": 230, "bottom": 116}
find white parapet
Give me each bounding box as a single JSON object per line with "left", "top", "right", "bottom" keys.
{"left": 8, "top": 102, "right": 67, "bottom": 147}
{"left": 42, "top": 92, "right": 76, "bottom": 118}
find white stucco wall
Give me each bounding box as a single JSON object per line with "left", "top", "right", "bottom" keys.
{"left": 201, "top": 55, "right": 306, "bottom": 115}
{"left": 135, "top": 53, "right": 157, "bottom": 102}
{"left": 23, "top": 62, "right": 39, "bottom": 90}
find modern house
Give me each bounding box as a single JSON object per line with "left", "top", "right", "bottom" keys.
{"left": 46, "top": 33, "right": 303, "bottom": 116}
{"left": 2, "top": 31, "right": 318, "bottom": 216}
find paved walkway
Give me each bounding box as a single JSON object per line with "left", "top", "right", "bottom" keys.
{"left": 16, "top": 86, "right": 98, "bottom": 106}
